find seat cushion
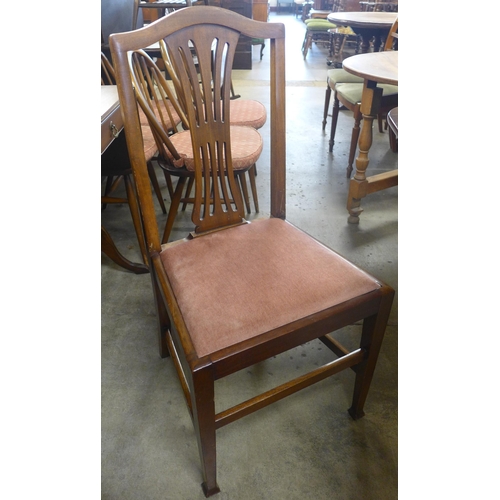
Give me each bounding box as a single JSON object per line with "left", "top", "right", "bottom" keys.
{"left": 141, "top": 124, "right": 158, "bottom": 162}
{"left": 335, "top": 82, "right": 398, "bottom": 105}
{"left": 309, "top": 9, "right": 330, "bottom": 19}
{"left": 160, "top": 218, "right": 381, "bottom": 358}
{"left": 139, "top": 101, "right": 182, "bottom": 133}
{"left": 167, "top": 125, "right": 263, "bottom": 172}
{"left": 305, "top": 19, "right": 334, "bottom": 31}
{"left": 327, "top": 68, "right": 364, "bottom": 87}
{"left": 230, "top": 99, "right": 267, "bottom": 129}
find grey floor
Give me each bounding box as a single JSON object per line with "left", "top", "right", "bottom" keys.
{"left": 102, "top": 12, "right": 398, "bottom": 500}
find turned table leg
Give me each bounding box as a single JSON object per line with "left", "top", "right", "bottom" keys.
{"left": 347, "top": 80, "right": 383, "bottom": 224}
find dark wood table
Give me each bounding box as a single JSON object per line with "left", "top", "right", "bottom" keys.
{"left": 327, "top": 11, "right": 397, "bottom": 53}
{"left": 342, "top": 50, "right": 398, "bottom": 223}
{"left": 101, "top": 86, "right": 149, "bottom": 274}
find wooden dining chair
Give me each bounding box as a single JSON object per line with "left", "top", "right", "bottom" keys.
{"left": 322, "top": 16, "right": 398, "bottom": 177}
{"left": 110, "top": 7, "right": 394, "bottom": 496}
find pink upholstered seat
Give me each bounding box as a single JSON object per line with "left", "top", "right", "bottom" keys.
{"left": 167, "top": 125, "right": 263, "bottom": 172}
{"left": 139, "top": 102, "right": 182, "bottom": 134}
{"left": 161, "top": 218, "right": 380, "bottom": 357}
{"left": 141, "top": 124, "right": 158, "bottom": 161}
{"left": 229, "top": 99, "right": 267, "bottom": 129}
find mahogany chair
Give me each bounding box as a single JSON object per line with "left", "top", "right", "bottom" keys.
{"left": 128, "top": 49, "right": 262, "bottom": 243}
{"left": 110, "top": 7, "right": 394, "bottom": 496}
{"left": 322, "top": 17, "right": 398, "bottom": 177}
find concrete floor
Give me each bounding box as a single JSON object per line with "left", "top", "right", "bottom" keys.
{"left": 101, "top": 12, "right": 398, "bottom": 500}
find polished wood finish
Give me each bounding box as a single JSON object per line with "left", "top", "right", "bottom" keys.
{"left": 343, "top": 50, "right": 398, "bottom": 223}
{"left": 110, "top": 7, "right": 394, "bottom": 496}
{"left": 252, "top": 0, "right": 269, "bottom": 21}
{"left": 342, "top": 47, "right": 397, "bottom": 84}
{"left": 327, "top": 11, "right": 397, "bottom": 52}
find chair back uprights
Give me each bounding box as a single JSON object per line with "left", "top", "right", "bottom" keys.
{"left": 384, "top": 16, "right": 398, "bottom": 51}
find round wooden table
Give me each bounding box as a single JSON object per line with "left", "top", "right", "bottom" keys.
{"left": 327, "top": 11, "right": 397, "bottom": 53}
{"left": 342, "top": 50, "right": 398, "bottom": 223}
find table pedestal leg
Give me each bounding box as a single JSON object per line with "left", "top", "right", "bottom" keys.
{"left": 101, "top": 226, "right": 149, "bottom": 274}
{"left": 347, "top": 81, "right": 382, "bottom": 224}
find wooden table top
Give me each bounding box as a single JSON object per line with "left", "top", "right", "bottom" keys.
{"left": 327, "top": 11, "right": 397, "bottom": 29}
{"left": 342, "top": 50, "right": 398, "bottom": 85}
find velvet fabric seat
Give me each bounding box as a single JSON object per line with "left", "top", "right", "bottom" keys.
{"left": 160, "top": 217, "right": 381, "bottom": 357}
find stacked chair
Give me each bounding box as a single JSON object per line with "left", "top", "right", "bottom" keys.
{"left": 301, "top": 0, "right": 358, "bottom": 60}
{"left": 128, "top": 49, "right": 263, "bottom": 243}
{"left": 110, "top": 6, "right": 394, "bottom": 496}
{"left": 158, "top": 40, "right": 266, "bottom": 215}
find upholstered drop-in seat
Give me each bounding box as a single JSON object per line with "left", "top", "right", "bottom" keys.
{"left": 326, "top": 67, "right": 365, "bottom": 87}
{"left": 304, "top": 18, "right": 332, "bottom": 29}
{"left": 335, "top": 82, "right": 398, "bottom": 104}
{"left": 160, "top": 217, "right": 381, "bottom": 358}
